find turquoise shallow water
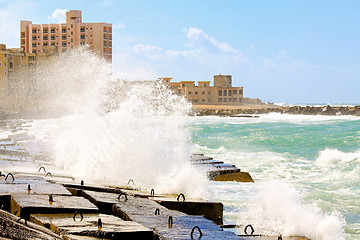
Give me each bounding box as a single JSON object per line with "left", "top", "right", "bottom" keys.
{"left": 188, "top": 113, "right": 360, "bottom": 239}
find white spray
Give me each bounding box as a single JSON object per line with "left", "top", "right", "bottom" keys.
{"left": 27, "top": 48, "right": 209, "bottom": 198}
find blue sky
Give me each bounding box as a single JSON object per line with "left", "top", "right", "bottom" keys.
{"left": 1, "top": 0, "right": 359, "bottom": 104}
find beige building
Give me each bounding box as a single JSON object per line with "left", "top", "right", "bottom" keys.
{"left": 0, "top": 44, "right": 58, "bottom": 97}
{"left": 20, "top": 10, "right": 112, "bottom": 61}
{"left": 160, "top": 74, "right": 245, "bottom": 105}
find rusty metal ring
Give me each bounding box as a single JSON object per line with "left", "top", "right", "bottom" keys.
{"left": 5, "top": 173, "right": 14, "bottom": 181}
{"left": 244, "top": 224, "right": 254, "bottom": 235}
{"left": 118, "top": 193, "right": 128, "bottom": 201}
{"left": 177, "top": 193, "right": 185, "bottom": 201}
{"left": 73, "top": 211, "right": 84, "bottom": 221}
{"left": 190, "top": 226, "right": 202, "bottom": 239}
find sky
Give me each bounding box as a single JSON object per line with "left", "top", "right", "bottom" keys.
{"left": 0, "top": 0, "right": 359, "bottom": 104}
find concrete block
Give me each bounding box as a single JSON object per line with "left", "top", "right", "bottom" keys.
{"left": 152, "top": 196, "right": 223, "bottom": 224}
{"left": 30, "top": 213, "right": 153, "bottom": 239}
{"left": 11, "top": 194, "right": 99, "bottom": 219}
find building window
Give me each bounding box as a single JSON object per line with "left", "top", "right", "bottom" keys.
{"left": 195, "top": 91, "right": 198, "bottom": 94}
{"left": 32, "top": 43, "right": 37, "bottom": 47}
{"left": 208, "top": 99, "right": 210, "bottom": 102}
{"left": 202, "top": 99, "right": 205, "bottom": 102}
{"left": 44, "top": 43, "right": 48, "bottom": 46}
{"left": 224, "top": 90, "right": 227, "bottom": 96}
{"left": 62, "top": 49, "right": 66, "bottom": 52}
{"left": 32, "top": 36, "right": 37, "bottom": 41}
{"left": 228, "top": 90, "right": 232, "bottom": 96}
{"left": 43, "top": 36, "right": 48, "bottom": 40}
{"left": 80, "top": 35, "right": 85, "bottom": 39}
{"left": 51, "top": 28, "right": 55, "bottom": 33}
{"left": 32, "top": 50, "right": 36, "bottom": 53}
{"left": 51, "top": 42, "right": 55, "bottom": 46}
{"left": 218, "top": 90, "right": 222, "bottom": 96}
{"left": 32, "top": 29, "right": 36, "bottom": 34}
{"left": 62, "top": 42, "right": 66, "bottom": 47}
{"left": 43, "top": 29, "right": 48, "bottom": 33}
{"left": 239, "top": 98, "right": 242, "bottom": 102}
{"left": 229, "top": 98, "right": 232, "bottom": 102}
{"left": 51, "top": 36, "right": 55, "bottom": 40}
{"left": 219, "top": 98, "right": 222, "bottom": 102}
{"left": 9, "top": 62, "right": 13, "bottom": 69}
{"left": 239, "top": 90, "right": 243, "bottom": 95}
{"left": 233, "top": 90, "right": 237, "bottom": 95}
{"left": 194, "top": 99, "right": 198, "bottom": 103}
{"left": 233, "top": 98, "right": 237, "bottom": 102}
{"left": 202, "top": 91, "right": 205, "bottom": 94}
{"left": 62, "top": 36, "right": 66, "bottom": 40}
{"left": 80, "top": 41, "right": 85, "bottom": 45}
{"left": 80, "top": 27, "right": 85, "bottom": 32}
{"left": 188, "top": 91, "right": 191, "bottom": 95}
{"left": 224, "top": 98, "right": 227, "bottom": 102}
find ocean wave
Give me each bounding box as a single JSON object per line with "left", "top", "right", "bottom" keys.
{"left": 237, "top": 180, "right": 346, "bottom": 240}
{"left": 316, "top": 148, "right": 360, "bottom": 167}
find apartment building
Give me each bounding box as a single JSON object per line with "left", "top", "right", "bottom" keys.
{"left": 161, "top": 74, "right": 245, "bottom": 105}
{"left": 20, "top": 10, "right": 112, "bottom": 61}
{"left": 0, "top": 44, "right": 58, "bottom": 97}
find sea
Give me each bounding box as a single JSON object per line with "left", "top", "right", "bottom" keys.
{"left": 189, "top": 112, "right": 360, "bottom": 240}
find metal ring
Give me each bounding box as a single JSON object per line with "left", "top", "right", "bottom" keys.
{"left": 150, "top": 189, "right": 155, "bottom": 196}
{"left": 177, "top": 193, "right": 185, "bottom": 201}
{"left": 118, "top": 193, "right": 128, "bottom": 201}
{"left": 81, "top": 180, "right": 84, "bottom": 186}
{"left": 38, "top": 166, "right": 46, "bottom": 173}
{"left": 127, "top": 179, "right": 134, "bottom": 185}
{"left": 244, "top": 224, "right": 255, "bottom": 235}
{"left": 155, "top": 208, "right": 160, "bottom": 215}
{"left": 45, "top": 172, "right": 52, "bottom": 177}
{"left": 278, "top": 236, "right": 283, "bottom": 240}
{"left": 190, "top": 226, "right": 202, "bottom": 239}
{"left": 49, "top": 195, "right": 54, "bottom": 202}
{"left": 5, "top": 173, "right": 15, "bottom": 181}
{"left": 73, "top": 211, "right": 84, "bottom": 221}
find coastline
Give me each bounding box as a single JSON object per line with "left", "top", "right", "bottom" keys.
{"left": 192, "top": 103, "right": 360, "bottom": 116}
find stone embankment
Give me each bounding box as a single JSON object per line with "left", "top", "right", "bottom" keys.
{"left": 194, "top": 105, "right": 360, "bottom": 117}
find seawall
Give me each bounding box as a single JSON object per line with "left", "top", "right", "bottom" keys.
{"left": 193, "top": 104, "right": 360, "bottom": 116}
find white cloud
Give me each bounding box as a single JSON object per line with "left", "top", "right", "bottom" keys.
{"left": 183, "top": 27, "right": 238, "bottom": 53}
{"left": 49, "top": 9, "right": 67, "bottom": 23}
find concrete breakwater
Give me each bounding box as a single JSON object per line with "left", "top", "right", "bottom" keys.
{"left": 193, "top": 105, "right": 360, "bottom": 117}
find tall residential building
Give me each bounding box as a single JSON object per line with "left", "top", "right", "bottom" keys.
{"left": 20, "top": 10, "right": 112, "bottom": 61}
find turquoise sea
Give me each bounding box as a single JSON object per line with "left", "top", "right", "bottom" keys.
{"left": 189, "top": 113, "right": 360, "bottom": 239}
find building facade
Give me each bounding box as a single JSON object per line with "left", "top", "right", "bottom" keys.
{"left": 160, "top": 74, "right": 245, "bottom": 105}
{"left": 20, "top": 10, "right": 112, "bottom": 61}
{"left": 0, "top": 44, "right": 58, "bottom": 97}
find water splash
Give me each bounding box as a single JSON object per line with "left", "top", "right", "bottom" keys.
{"left": 237, "top": 181, "right": 345, "bottom": 240}
{"left": 25, "top": 48, "right": 209, "bottom": 198}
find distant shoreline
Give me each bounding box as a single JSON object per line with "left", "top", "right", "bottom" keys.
{"left": 192, "top": 104, "right": 360, "bottom": 116}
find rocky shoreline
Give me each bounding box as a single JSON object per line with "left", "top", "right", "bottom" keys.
{"left": 193, "top": 105, "right": 360, "bottom": 117}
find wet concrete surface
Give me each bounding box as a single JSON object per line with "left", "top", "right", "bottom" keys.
{"left": 31, "top": 213, "right": 153, "bottom": 239}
